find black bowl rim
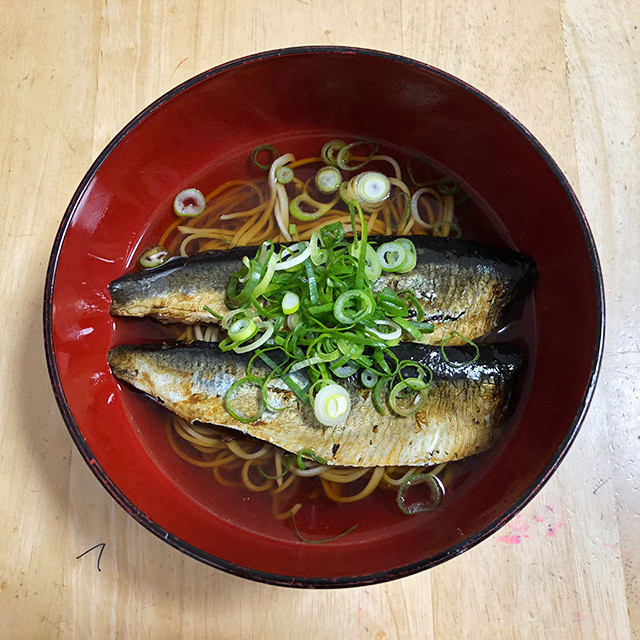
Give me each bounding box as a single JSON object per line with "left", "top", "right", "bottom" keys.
{"left": 43, "top": 44, "right": 605, "bottom": 589}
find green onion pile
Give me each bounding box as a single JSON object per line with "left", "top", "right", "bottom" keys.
{"left": 213, "top": 201, "right": 438, "bottom": 427}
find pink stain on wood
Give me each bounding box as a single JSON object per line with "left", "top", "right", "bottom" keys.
{"left": 497, "top": 506, "right": 564, "bottom": 543}
{"left": 497, "top": 533, "right": 524, "bottom": 544}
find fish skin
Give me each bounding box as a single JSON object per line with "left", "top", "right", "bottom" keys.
{"left": 108, "top": 236, "right": 537, "bottom": 345}
{"left": 108, "top": 341, "right": 523, "bottom": 467}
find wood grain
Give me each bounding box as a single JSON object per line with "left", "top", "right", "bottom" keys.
{"left": 0, "top": 0, "right": 638, "bottom": 638}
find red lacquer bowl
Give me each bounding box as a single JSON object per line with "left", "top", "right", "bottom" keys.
{"left": 44, "top": 47, "right": 604, "bottom": 587}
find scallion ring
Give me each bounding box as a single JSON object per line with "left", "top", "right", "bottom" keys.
{"left": 397, "top": 473, "right": 444, "bottom": 514}
{"left": 173, "top": 188, "right": 205, "bottom": 217}
{"left": 333, "top": 289, "right": 375, "bottom": 325}
{"left": 351, "top": 171, "right": 391, "bottom": 206}
{"left": 289, "top": 192, "right": 339, "bottom": 222}
{"left": 221, "top": 308, "right": 255, "bottom": 331}
{"left": 289, "top": 356, "right": 328, "bottom": 373}
{"left": 389, "top": 379, "right": 430, "bottom": 416}
{"left": 393, "top": 238, "right": 417, "bottom": 273}
{"left": 350, "top": 242, "right": 382, "bottom": 281}
{"left": 361, "top": 369, "right": 379, "bottom": 388}
{"left": 437, "top": 176, "right": 461, "bottom": 196}
{"left": 313, "top": 383, "right": 351, "bottom": 427}
{"left": 281, "top": 291, "right": 300, "bottom": 315}
{"left": 309, "top": 229, "right": 329, "bottom": 265}
{"left": 440, "top": 331, "right": 480, "bottom": 368}
{"left": 137, "top": 244, "right": 168, "bottom": 270}
{"left": 434, "top": 220, "right": 462, "bottom": 238}
{"left": 315, "top": 166, "right": 342, "bottom": 194}
{"left": 336, "top": 141, "right": 375, "bottom": 171}
{"left": 228, "top": 317, "right": 258, "bottom": 342}
{"left": 276, "top": 165, "right": 294, "bottom": 184}
{"left": 251, "top": 144, "right": 279, "bottom": 170}
{"left": 224, "top": 375, "right": 265, "bottom": 423}
{"left": 409, "top": 188, "right": 437, "bottom": 229}
{"left": 376, "top": 241, "right": 408, "bottom": 272}
{"left": 366, "top": 319, "right": 402, "bottom": 341}
{"left": 331, "top": 362, "right": 358, "bottom": 378}
{"left": 320, "top": 139, "right": 347, "bottom": 166}
{"left": 274, "top": 244, "right": 311, "bottom": 271}
{"left": 233, "top": 321, "right": 275, "bottom": 354}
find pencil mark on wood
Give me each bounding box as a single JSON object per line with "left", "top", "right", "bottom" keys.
{"left": 76, "top": 543, "right": 106, "bottom": 572}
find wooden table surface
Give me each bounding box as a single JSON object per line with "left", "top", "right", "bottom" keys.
{"left": 1, "top": 0, "right": 638, "bottom": 638}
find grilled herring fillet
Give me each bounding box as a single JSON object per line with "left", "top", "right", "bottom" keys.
{"left": 108, "top": 341, "right": 523, "bottom": 467}
{"left": 108, "top": 236, "right": 537, "bottom": 345}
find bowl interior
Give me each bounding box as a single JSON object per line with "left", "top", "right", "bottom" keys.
{"left": 46, "top": 48, "right": 602, "bottom": 586}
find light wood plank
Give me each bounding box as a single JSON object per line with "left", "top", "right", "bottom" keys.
{"left": 0, "top": 0, "right": 638, "bottom": 637}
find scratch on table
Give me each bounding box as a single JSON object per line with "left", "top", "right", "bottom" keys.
{"left": 593, "top": 476, "right": 611, "bottom": 494}
{"left": 173, "top": 57, "right": 189, "bottom": 74}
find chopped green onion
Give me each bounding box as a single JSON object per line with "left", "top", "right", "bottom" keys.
{"left": 376, "top": 289, "right": 409, "bottom": 317}
{"left": 349, "top": 200, "right": 368, "bottom": 289}
{"left": 173, "top": 188, "right": 205, "bottom": 217}
{"left": 366, "top": 319, "right": 402, "bottom": 341}
{"left": 291, "top": 514, "right": 358, "bottom": 544}
{"left": 361, "top": 369, "right": 379, "bottom": 388}
{"left": 225, "top": 375, "right": 265, "bottom": 423}
{"left": 252, "top": 248, "right": 278, "bottom": 298}
{"left": 434, "top": 221, "right": 462, "bottom": 238}
{"left": 389, "top": 379, "right": 430, "bottom": 416}
{"left": 228, "top": 318, "right": 258, "bottom": 342}
{"left": 336, "top": 140, "right": 375, "bottom": 171}
{"left": 281, "top": 292, "right": 300, "bottom": 315}
{"left": 372, "top": 376, "right": 388, "bottom": 415}
{"left": 350, "top": 242, "right": 382, "bottom": 282}
{"left": 233, "top": 321, "right": 274, "bottom": 354}
{"left": 437, "top": 176, "right": 461, "bottom": 196}
{"left": 276, "top": 165, "right": 294, "bottom": 184}
{"left": 315, "top": 166, "right": 342, "bottom": 194}
{"left": 137, "top": 244, "right": 168, "bottom": 270}
{"left": 290, "top": 356, "right": 327, "bottom": 373}
{"left": 393, "top": 238, "right": 417, "bottom": 272}
{"left": 274, "top": 244, "right": 311, "bottom": 271}
{"left": 203, "top": 305, "right": 224, "bottom": 320}
{"left": 251, "top": 144, "right": 279, "bottom": 170}
{"left": 309, "top": 229, "right": 328, "bottom": 265}
{"left": 216, "top": 141, "right": 469, "bottom": 429}
{"left": 397, "top": 473, "right": 444, "bottom": 514}
{"left": 314, "top": 383, "right": 351, "bottom": 426}
{"left": 296, "top": 448, "right": 328, "bottom": 469}
{"left": 351, "top": 171, "right": 391, "bottom": 206}
{"left": 406, "top": 155, "right": 432, "bottom": 187}
{"left": 376, "top": 241, "right": 407, "bottom": 272}
{"left": 318, "top": 221, "right": 345, "bottom": 248}
{"left": 289, "top": 192, "right": 339, "bottom": 222}
{"left": 221, "top": 308, "right": 254, "bottom": 331}
{"left": 320, "top": 139, "right": 347, "bottom": 166}
{"left": 440, "top": 331, "right": 480, "bottom": 368}
{"left": 333, "top": 289, "right": 375, "bottom": 324}
{"left": 394, "top": 317, "right": 423, "bottom": 341}
{"left": 302, "top": 251, "right": 319, "bottom": 305}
